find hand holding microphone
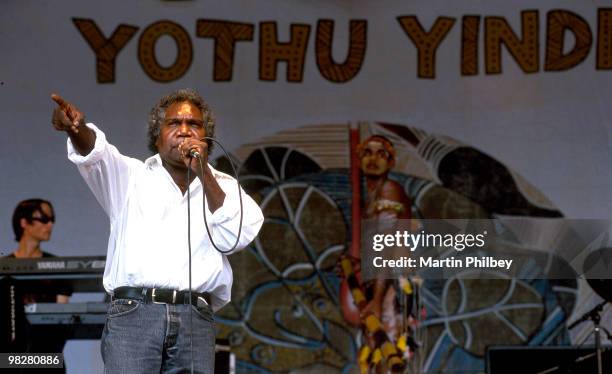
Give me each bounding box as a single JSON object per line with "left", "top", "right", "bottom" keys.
{"left": 189, "top": 149, "right": 201, "bottom": 159}
{"left": 178, "top": 138, "right": 208, "bottom": 174}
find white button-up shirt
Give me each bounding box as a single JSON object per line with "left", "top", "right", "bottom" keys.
{"left": 67, "top": 123, "right": 263, "bottom": 311}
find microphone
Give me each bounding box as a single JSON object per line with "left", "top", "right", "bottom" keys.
{"left": 189, "top": 149, "right": 201, "bottom": 158}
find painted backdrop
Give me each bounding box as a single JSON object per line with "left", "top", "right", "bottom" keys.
{"left": 1, "top": 1, "right": 611, "bottom": 373}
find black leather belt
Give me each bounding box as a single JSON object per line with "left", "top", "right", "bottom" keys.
{"left": 112, "top": 286, "right": 211, "bottom": 307}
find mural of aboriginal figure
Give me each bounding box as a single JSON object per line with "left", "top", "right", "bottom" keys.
{"left": 341, "top": 134, "right": 419, "bottom": 374}
{"left": 212, "top": 122, "right": 578, "bottom": 374}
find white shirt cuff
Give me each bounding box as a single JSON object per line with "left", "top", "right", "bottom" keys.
{"left": 67, "top": 123, "right": 107, "bottom": 166}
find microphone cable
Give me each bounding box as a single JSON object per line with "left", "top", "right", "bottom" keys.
{"left": 187, "top": 164, "right": 195, "bottom": 374}
{"left": 198, "top": 137, "right": 244, "bottom": 254}
{"left": 185, "top": 136, "right": 245, "bottom": 374}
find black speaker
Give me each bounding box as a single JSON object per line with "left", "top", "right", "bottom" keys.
{"left": 486, "top": 346, "right": 611, "bottom": 374}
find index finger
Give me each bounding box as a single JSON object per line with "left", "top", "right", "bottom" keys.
{"left": 51, "top": 93, "right": 69, "bottom": 110}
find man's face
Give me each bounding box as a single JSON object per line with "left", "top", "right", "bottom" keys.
{"left": 22, "top": 203, "right": 55, "bottom": 242}
{"left": 360, "top": 140, "right": 393, "bottom": 176}
{"left": 155, "top": 100, "right": 206, "bottom": 166}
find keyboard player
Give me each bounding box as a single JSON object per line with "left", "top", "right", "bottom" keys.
{"left": 1, "top": 199, "right": 72, "bottom": 373}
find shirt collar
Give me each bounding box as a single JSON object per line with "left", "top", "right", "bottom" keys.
{"left": 144, "top": 153, "right": 163, "bottom": 168}
{"left": 144, "top": 153, "right": 227, "bottom": 181}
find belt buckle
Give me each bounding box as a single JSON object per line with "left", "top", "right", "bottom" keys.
{"left": 151, "top": 289, "right": 176, "bottom": 304}
{"left": 197, "top": 295, "right": 209, "bottom": 307}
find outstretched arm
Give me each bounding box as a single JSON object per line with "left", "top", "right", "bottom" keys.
{"left": 51, "top": 93, "right": 96, "bottom": 155}
{"left": 53, "top": 93, "right": 137, "bottom": 219}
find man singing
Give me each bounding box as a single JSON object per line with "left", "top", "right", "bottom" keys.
{"left": 50, "top": 89, "right": 263, "bottom": 373}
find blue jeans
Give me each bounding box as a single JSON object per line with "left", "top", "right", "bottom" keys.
{"left": 101, "top": 298, "right": 215, "bottom": 374}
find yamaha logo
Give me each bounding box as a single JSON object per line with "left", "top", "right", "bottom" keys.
{"left": 37, "top": 261, "right": 66, "bottom": 270}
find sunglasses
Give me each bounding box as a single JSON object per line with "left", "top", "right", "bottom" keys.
{"left": 30, "top": 215, "right": 55, "bottom": 224}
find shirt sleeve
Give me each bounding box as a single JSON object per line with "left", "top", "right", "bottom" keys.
{"left": 67, "top": 123, "right": 140, "bottom": 219}
{"left": 206, "top": 171, "right": 264, "bottom": 255}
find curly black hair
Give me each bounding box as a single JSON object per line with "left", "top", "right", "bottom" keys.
{"left": 147, "top": 89, "right": 215, "bottom": 155}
